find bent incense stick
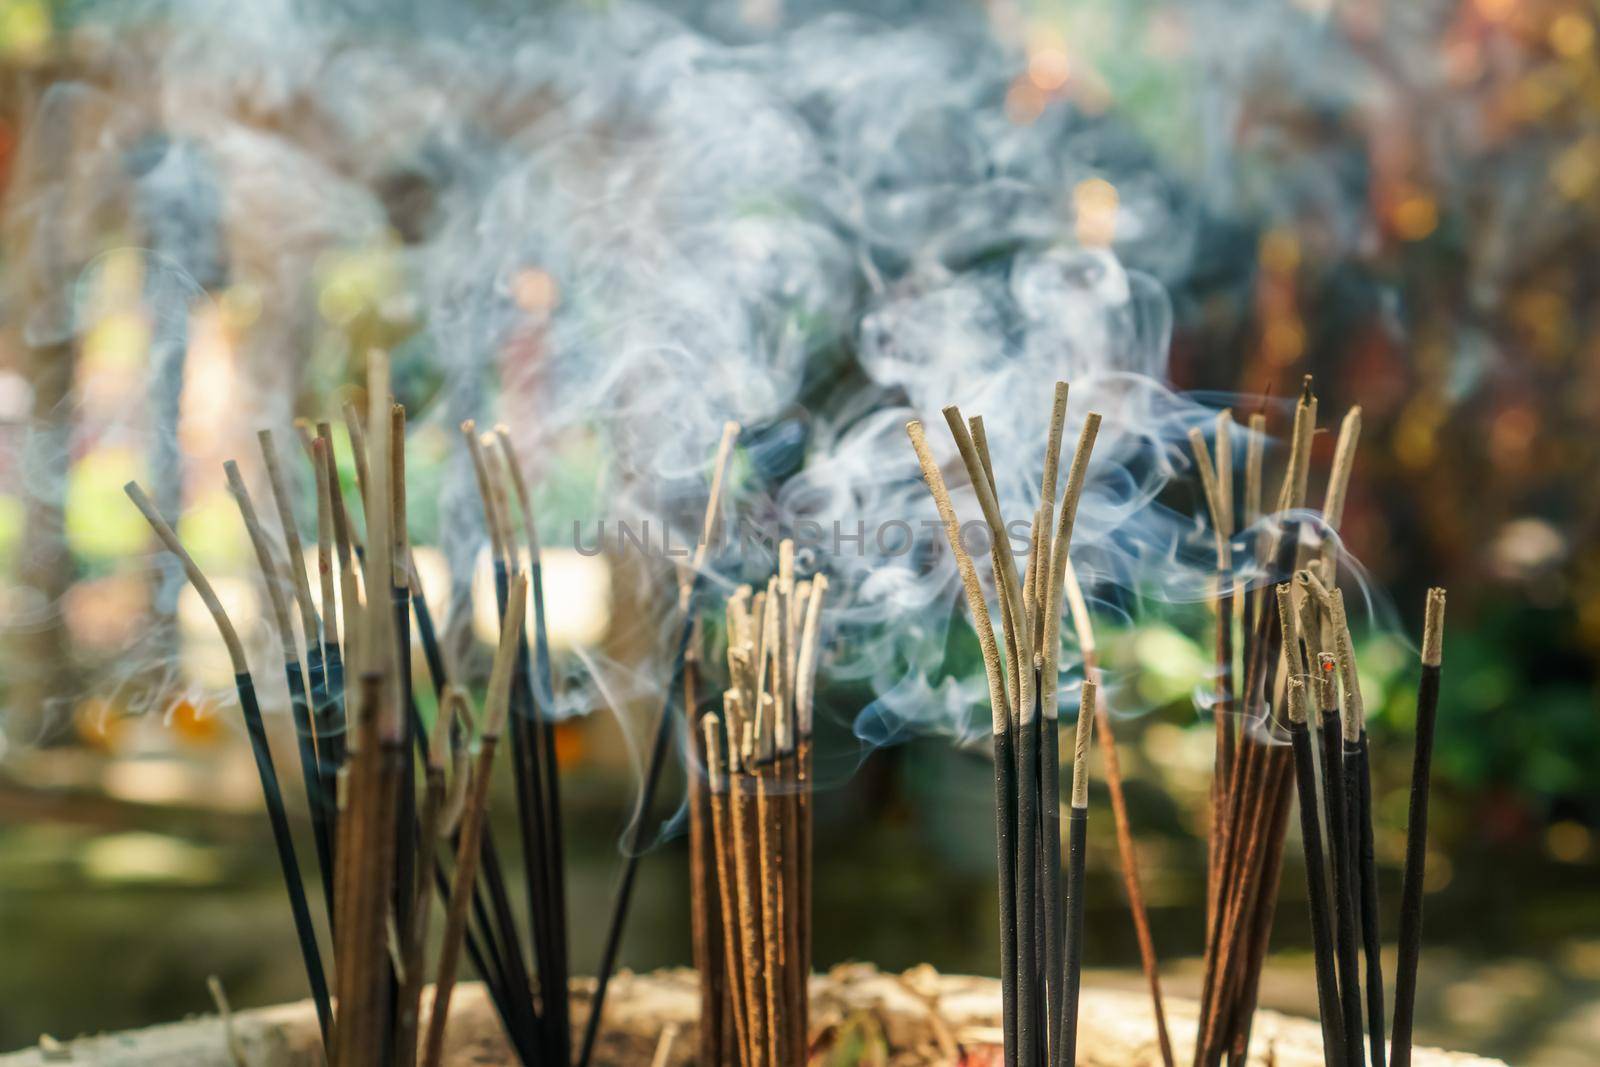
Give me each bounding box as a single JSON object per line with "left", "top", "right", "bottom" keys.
{"left": 124, "top": 481, "right": 332, "bottom": 1050}
{"left": 908, "top": 418, "right": 1018, "bottom": 1066}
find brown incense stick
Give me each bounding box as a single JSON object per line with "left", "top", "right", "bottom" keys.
{"left": 421, "top": 574, "right": 527, "bottom": 1067}
{"left": 705, "top": 706, "right": 751, "bottom": 1066}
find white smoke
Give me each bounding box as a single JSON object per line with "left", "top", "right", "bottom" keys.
{"left": 5, "top": 0, "right": 1365, "bottom": 753}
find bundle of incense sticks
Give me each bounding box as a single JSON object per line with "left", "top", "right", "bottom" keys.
{"left": 124, "top": 353, "right": 575, "bottom": 1066}
{"left": 907, "top": 381, "right": 1102, "bottom": 1067}
{"left": 1187, "top": 378, "right": 1450, "bottom": 1067}
{"left": 694, "top": 542, "right": 827, "bottom": 1067}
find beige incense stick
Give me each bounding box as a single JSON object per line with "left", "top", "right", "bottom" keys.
{"left": 493, "top": 425, "right": 544, "bottom": 563}
{"left": 1070, "top": 680, "right": 1097, "bottom": 809}
{"left": 1189, "top": 427, "right": 1233, "bottom": 571}
{"left": 310, "top": 438, "right": 340, "bottom": 654}
{"left": 1244, "top": 413, "right": 1267, "bottom": 530}
{"left": 794, "top": 575, "right": 828, "bottom": 739}
{"left": 461, "top": 421, "right": 509, "bottom": 569}
{"left": 361, "top": 352, "right": 396, "bottom": 727}
{"left": 390, "top": 406, "right": 409, "bottom": 591}
{"left": 342, "top": 400, "right": 372, "bottom": 508}
{"left": 1319, "top": 406, "right": 1362, "bottom": 580}
{"left": 1034, "top": 382, "right": 1070, "bottom": 652}
{"left": 481, "top": 434, "right": 519, "bottom": 574}
{"left": 1323, "top": 407, "right": 1362, "bottom": 534}
{"left": 124, "top": 483, "right": 248, "bottom": 675}
{"left": 966, "top": 415, "right": 1028, "bottom": 716}
{"left": 224, "top": 461, "right": 301, "bottom": 671}
{"left": 906, "top": 421, "right": 1009, "bottom": 731}
{"left": 1278, "top": 377, "right": 1318, "bottom": 514}
{"left": 1041, "top": 415, "right": 1103, "bottom": 722}
{"left": 1215, "top": 411, "right": 1234, "bottom": 530}
{"left": 944, "top": 407, "right": 1034, "bottom": 718}
{"left": 680, "top": 421, "right": 742, "bottom": 609}
{"left": 317, "top": 422, "right": 363, "bottom": 665}
{"left": 777, "top": 540, "right": 796, "bottom": 744}
{"left": 258, "top": 430, "right": 321, "bottom": 653}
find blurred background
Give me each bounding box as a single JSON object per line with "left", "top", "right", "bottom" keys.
{"left": 1, "top": 0, "right": 1597, "bottom": 1065}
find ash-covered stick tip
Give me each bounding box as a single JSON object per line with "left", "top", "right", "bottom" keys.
{"left": 1071, "top": 681, "right": 1096, "bottom": 808}
{"left": 1287, "top": 676, "right": 1308, "bottom": 725}
{"left": 1275, "top": 581, "right": 1299, "bottom": 662}
{"left": 1326, "top": 588, "right": 1366, "bottom": 740}
{"left": 1315, "top": 652, "right": 1338, "bottom": 721}
{"left": 1422, "top": 588, "right": 1447, "bottom": 667}
{"left": 1300, "top": 374, "right": 1315, "bottom": 404}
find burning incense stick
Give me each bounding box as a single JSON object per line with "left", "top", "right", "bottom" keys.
{"left": 123, "top": 481, "right": 332, "bottom": 1049}
{"left": 579, "top": 420, "right": 741, "bottom": 1067}
{"left": 1391, "top": 589, "right": 1446, "bottom": 1067}
{"left": 910, "top": 385, "right": 1102, "bottom": 1067}
{"left": 422, "top": 573, "right": 528, "bottom": 1067}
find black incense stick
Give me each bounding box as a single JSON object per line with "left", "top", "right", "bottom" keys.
{"left": 493, "top": 426, "right": 573, "bottom": 1064}
{"left": 1058, "top": 681, "right": 1095, "bottom": 1067}
{"left": 907, "top": 418, "right": 1019, "bottom": 1067}
{"left": 1286, "top": 665, "right": 1345, "bottom": 1067}
{"left": 1391, "top": 589, "right": 1446, "bottom": 1067}
{"left": 1316, "top": 651, "right": 1363, "bottom": 1067}
{"left": 222, "top": 460, "right": 336, "bottom": 919}
{"left": 124, "top": 481, "right": 331, "bottom": 1049}
{"left": 236, "top": 670, "right": 334, "bottom": 1048}
{"left": 1354, "top": 730, "right": 1385, "bottom": 1067}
